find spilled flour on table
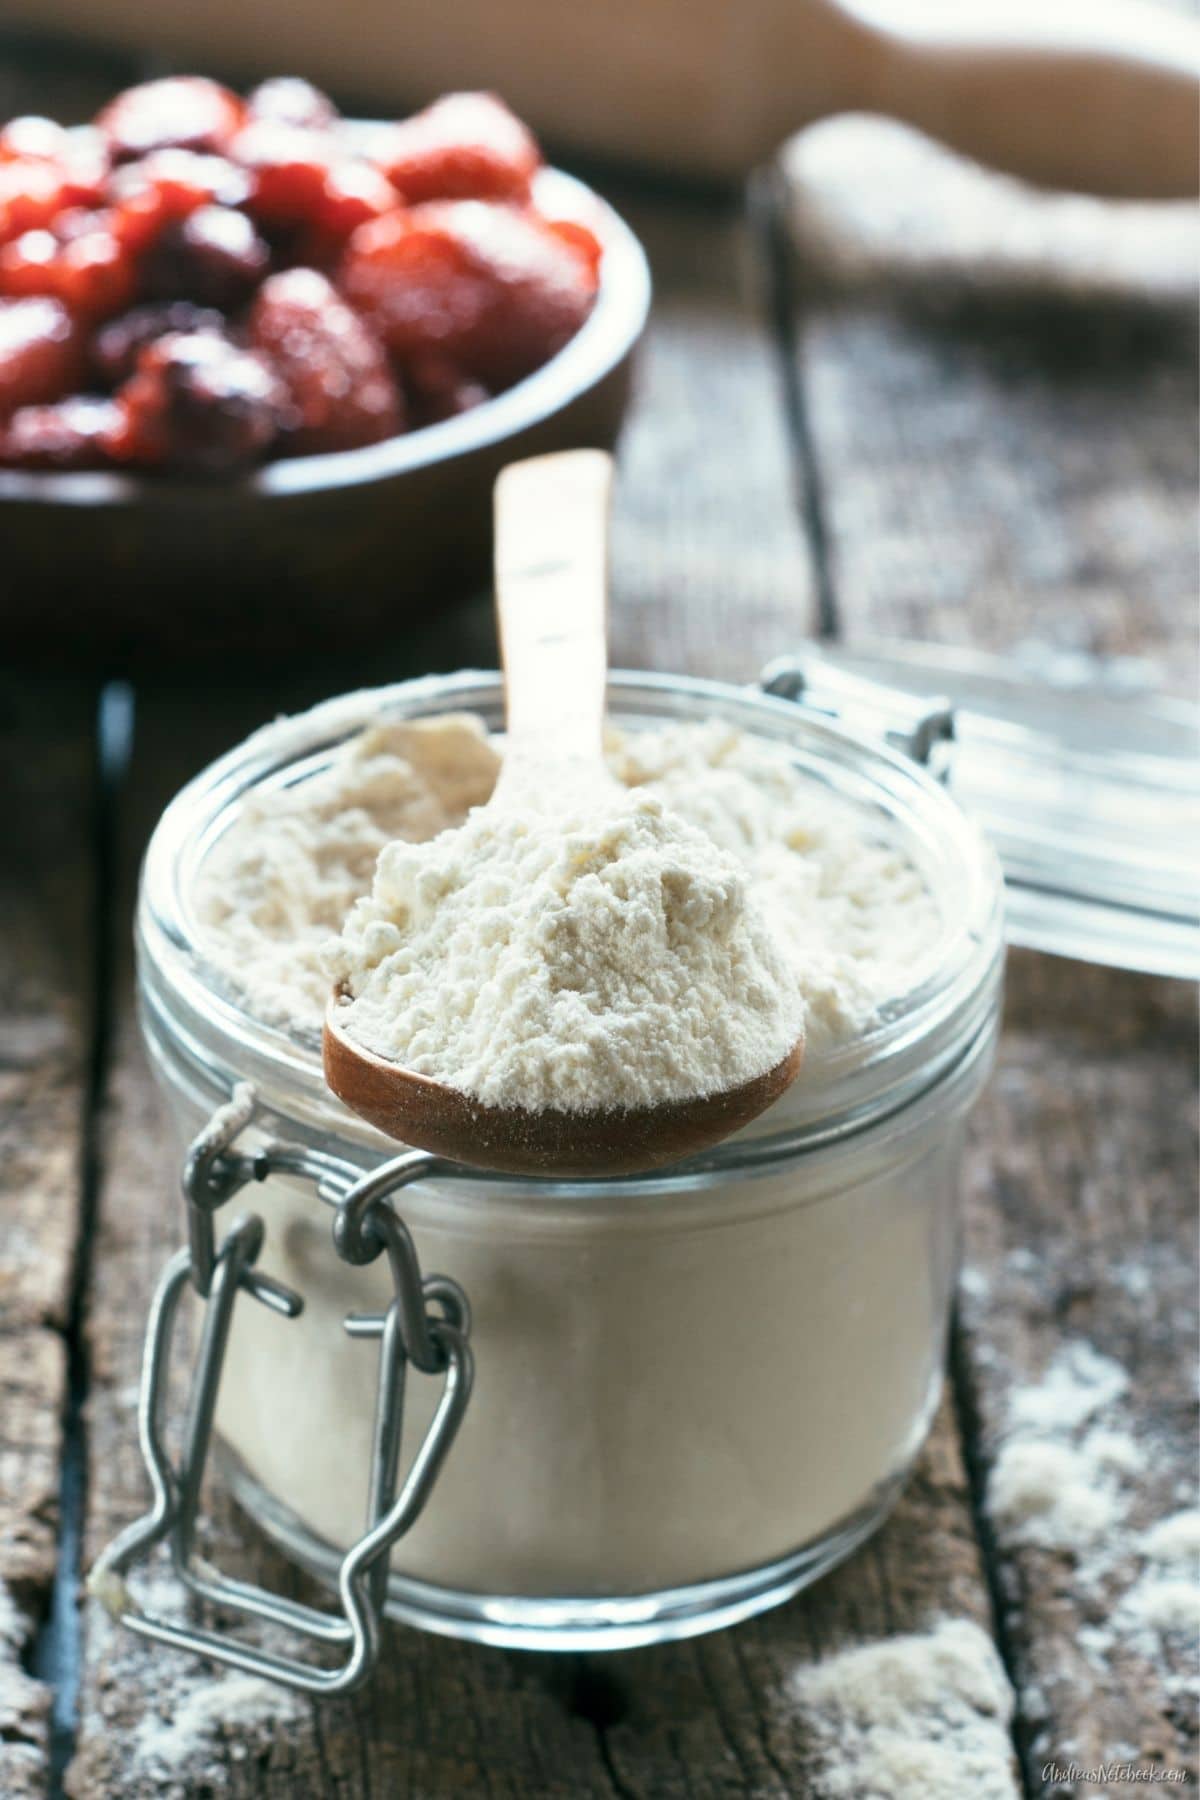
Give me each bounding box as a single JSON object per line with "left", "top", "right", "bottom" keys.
{"left": 0, "top": 1575, "right": 47, "bottom": 1780}
{"left": 1141, "top": 1510, "right": 1200, "bottom": 1566}
{"left": 987, "top": 1341, "right": 1135, "bottom": 1554}
{"left": 0, "top": 1665, "right": 47, "bottom": 1790}
{"left": 790, "top": 1619, "right": 1019, "bottom": 1798}
{"left": 131, "top": 1670, "right": 305, "bottom": 1777}
{"left": 1109, "top": 1511, "right": 1200, "bottom": 1673}
{"left": 987, "top": 1436, "right": 1132, "bottom": 1551}
{"left": 1006, "top": 1338, "right": 1129, "bottom": 1436}
{"left": 985, "top": 1339, "right": 1199, "bottom": 1711}
{"left": 79, "top": 1560, "right": 307, "bottom": 1791}
{"left": 0, "top": 1580, "right": 22, "bottom": 1653}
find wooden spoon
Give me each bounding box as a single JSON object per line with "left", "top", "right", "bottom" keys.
{"left": 323, "top": 449, "right": 805, "bottom": 1178}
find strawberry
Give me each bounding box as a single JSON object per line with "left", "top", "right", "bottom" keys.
{"left": 0, "top": 160, "right": 69, "bottom": 245}
{"left": 92, "top": 301, "right": 227, "bottom": 384}
{"left": 372, "top": 93, "right": 540, "bottom": 205}
{"left": 231, "top": 122, "right": 397, "bottom": 241}
{"left": 141, "top": 205, "right": 269, "bottom": 307}
{"left": 404, "top": 351, "right": 488, "bottom": 426}
{"left": 109, "top": 329, "right": 284, "bottom": 471}
{"left": 246, "top": 78, "right": 338, "bottom": 132}
{"left": 0, "top": 394, "right": 120, "bottom": 467}
{"left": 247, "top": 267, "right": 402, "bottom": 454}
{"left": 97, "top": 77, "right": 245, "bottom": 162}
{"left": 340, "top": 200, "right": 595, "bottom": 389}
{"left": 0, "top": 296, "right": 85, "bottom": 416}
{"left": 108, "top": 150, "right": 250, "bottom": 253}
{"left": 0, "top": 223, "right": 137, "bottom": 318}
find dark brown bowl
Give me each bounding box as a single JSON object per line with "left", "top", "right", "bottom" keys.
{"left": 0, "top": 167, "right": 650, "bottom": 664}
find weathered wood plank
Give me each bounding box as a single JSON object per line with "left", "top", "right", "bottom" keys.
{"left": 0, "top": 675, "right": 97, "bottom": 1800}
{"left": 963, "top": 956, "right": 1198, "bottom": 1786}
{"left": 782, "top": 118, "right": 1199, "bottom": 688}
{"left": 783, "top": 116, "right": 1199, "bottom": 1785}
{"left": 608, "top": 194, "right": 816, "bottom": 678}
{"left": 593, "top": 1400, "right": 1017, "bottom": 1799}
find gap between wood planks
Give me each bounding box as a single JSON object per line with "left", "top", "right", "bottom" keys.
{"left": 26, "top": 685, "right": 133, "bottom": 1799}
{"left": 947, "top": 1314, "right": 1039, "bottom": 1795}
{"left": 747, "top": 164, "right": 840, "bottom": 645}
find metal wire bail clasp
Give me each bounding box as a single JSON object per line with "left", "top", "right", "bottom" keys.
{"left": 89, "top": 1087, "right": 474, "bottom": 1696}
{"left": 182, "top": 1081, "right": 268, "bottom": 1297}
{"left": 759, "top": 652, "right": 956, "bottom": 774}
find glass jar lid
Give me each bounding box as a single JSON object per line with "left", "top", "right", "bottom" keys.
{"left": 763, "top": 641, "right": 1200, "bottom": 982}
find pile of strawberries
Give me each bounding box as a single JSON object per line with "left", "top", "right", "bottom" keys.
{"left": 0, "top": 78, "right": 602, "bottom": 473}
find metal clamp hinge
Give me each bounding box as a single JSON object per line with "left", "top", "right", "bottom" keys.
{"left": 89, "top": 1087, "right": 473, "bottom": 1696}
{"left": 759, "top": 652, "right": 955, "bottom": 776}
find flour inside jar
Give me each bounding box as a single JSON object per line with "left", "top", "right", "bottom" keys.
{"left": 327, "top": 782, "right": 805, "bottom": 1113}
{"left": 194, "top": 711, "right": 945, "bottom": 1090}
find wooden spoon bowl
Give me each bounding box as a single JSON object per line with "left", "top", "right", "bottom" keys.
{"left": 321, "top": 450, "right": 806, "bottom": 1179}
{"left": 324, "top": 997, "right": 805, "bottom": 1177}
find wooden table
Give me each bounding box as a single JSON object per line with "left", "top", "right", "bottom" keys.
{"left": 1, "top": 34, "right": 1196, "bottom": 1800}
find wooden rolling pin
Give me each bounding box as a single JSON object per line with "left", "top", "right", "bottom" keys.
{"left": 22, "top": 0, "right": 1200, "bottom": 195}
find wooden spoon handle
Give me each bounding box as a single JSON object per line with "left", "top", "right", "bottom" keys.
{"left": 492, "top": 450, "right": 614, "bottom": 795}
{"left": 838, "top": 0, "right": 1200, "bottom": 200}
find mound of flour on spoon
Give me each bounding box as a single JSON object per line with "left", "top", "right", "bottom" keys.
{"left": 327, "top": 788, "right": 805, "bottom": 1115}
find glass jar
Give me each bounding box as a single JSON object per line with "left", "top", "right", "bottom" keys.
{"left": 128, "top": 668, "right": 1004, "bottom": 1660}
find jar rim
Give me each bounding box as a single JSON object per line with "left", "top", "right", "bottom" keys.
{"left": 137, "top": 667, "right": 1005, "bottom": 1190}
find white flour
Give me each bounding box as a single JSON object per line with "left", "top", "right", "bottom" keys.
{"left": 82, "top": 1562, "right": 306, "bottom": 1791}
{"left": 330, "top": 786, "right": 804, "bottom": 1111}
{"left": 1006, "top": 1339, "right": 1129, "bottom": 1436}
{"left": 1113, "top": 1510, "right": 1200, "bottom": 1668}
{"left": 987, "top": 1342, "right": 1137, "bottom": 1554}
{"left": 197, "top": 715, "right": 498, "bottom": 1033}
{"left": 987, "top": 1436, "right": 1130, "bottom": 1550}
{"left": 607, "top": 720, "right": 940, "bottom": 1048}
{"left": 196, "top": 712, "right": 943, "bottom": 1080}
{"left": 0, "top": 1582, "right": 20, "bottom": 1653}
{"left": 1141, "top": 1511, "right": 1200, "bottom": 1565}
{"left": 133, "top": 1673, "right": 303, "bottom": 1773}
{"left": 988, "top": 1341, "right": 1136, "bottom": 1553}
{"left": 789, "top": 1619, "right": 1019, "bottom": 1798}
{"left": 985, "top": 1341, "right": 1199, "bottom": 1713}
{"left": 0, "top": 1576, "right": 45, "bottom": 1782}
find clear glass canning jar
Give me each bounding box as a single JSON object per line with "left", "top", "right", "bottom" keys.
{"left": 133, "top": 668, "right": 1004, "bottom": 1655}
